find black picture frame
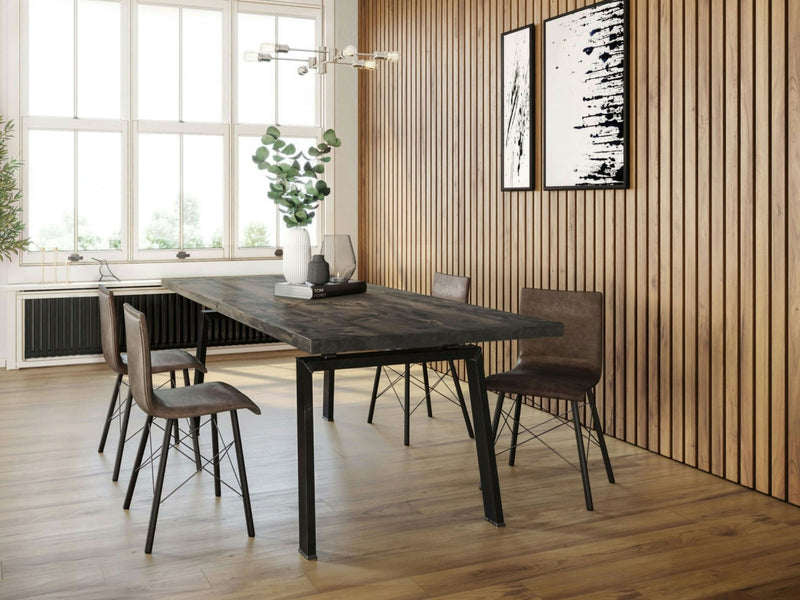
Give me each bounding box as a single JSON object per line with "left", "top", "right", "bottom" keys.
{"left": 543, "top": 0, "right": 629, "bottom": 190}
{"left": 501, "top": 24, "right": 535, "bottom": 192}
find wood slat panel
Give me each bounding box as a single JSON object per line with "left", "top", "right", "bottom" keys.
{"left": 357, "top": 0, "right": 799, "bottom": 506}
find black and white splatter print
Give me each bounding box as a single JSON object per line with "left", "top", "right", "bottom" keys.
{"left": 544, "top": 0, "right": 626, "bottom": 189}
{"left": 502, "top": 25, "right": 533, "bottom": 190}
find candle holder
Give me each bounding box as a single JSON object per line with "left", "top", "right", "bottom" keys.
{"left": 320, "top": 235, "right": 356, "bottom": 283}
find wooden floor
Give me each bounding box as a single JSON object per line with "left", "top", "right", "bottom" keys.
{"left": 1, "top": 354, "right": 799, "bottom": 600}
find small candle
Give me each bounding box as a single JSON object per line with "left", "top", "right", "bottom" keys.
{"left": 329, "top": 271, "right": 346, "bottom": 283}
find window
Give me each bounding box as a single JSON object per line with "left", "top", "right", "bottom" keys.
{"left": 18, "top": 0, "right": 322, "bottom": 265}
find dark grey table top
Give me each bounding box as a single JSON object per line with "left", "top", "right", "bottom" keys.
{"left": 163, "top": 275, "right": 563, "bottom": 355}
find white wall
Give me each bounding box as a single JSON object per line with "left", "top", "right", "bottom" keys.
{"left": 0, "top": 0, "right": 360, "bottom": 369}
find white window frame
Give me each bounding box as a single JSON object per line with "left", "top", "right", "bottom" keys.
{"left": 20, "top": 0, "right": 131, "bottom": 265}
{"left": 13, "top": 0, "right": 325, "bottom": 269}
{"left": 233, "top": 1, "right": 324, "bottom": 258}
{"left": 132, "top": 0, "right": 231, "bottom": 261}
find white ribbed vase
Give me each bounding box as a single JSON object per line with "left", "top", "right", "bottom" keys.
{"left": 282, "top": 227, "right": 311, "bottom": 284}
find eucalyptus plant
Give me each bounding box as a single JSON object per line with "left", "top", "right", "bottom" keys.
{"left": 0, "top": 117, "right": 29, "bottom": 260}
{"left": 252, "top": 126, "right": 341, "bottom": 228}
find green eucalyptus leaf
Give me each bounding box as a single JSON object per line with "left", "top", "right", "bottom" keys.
{"left": 283, "top": 143, "right": 296, "bottom": 155}
{"left": 267, "top": 125, "right": 281, "bottom": 138}
{"left": 261, "top": 133, "right": 276, "bottom": 145}
{"left": 254, "top": 146, "right": 269, "bottom": 161}
{"left": 315, "top": 179, "right": 327, "bottom": 192}
{"left": 322, "top": 129, "right": 337, "bottom": 145}
{"left": 273, "top": 139, "right": 286, "bottom": 150}
{"left": 308, "top": 146, "right": 319, "bottom": 157}
{"left": 316, "top": 143, "right": 330, "bottom": 153}
{"left": 313, "top": 164, "right": 325, "bottom": 174}
{"left": 319, "top": 156, "right": 331, "bottom": 163}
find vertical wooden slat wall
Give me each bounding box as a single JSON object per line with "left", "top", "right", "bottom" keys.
{"left": 358, "top": 0, "right": 799, "bottom": 505}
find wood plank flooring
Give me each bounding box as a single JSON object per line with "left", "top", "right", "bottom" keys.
{"left": 1, "top": 354, "right": 799, "bottom": 599}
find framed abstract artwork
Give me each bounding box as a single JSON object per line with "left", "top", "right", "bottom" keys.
{"left": 501, "top": 24, "right": 534, "bottom": 191}
{"left": 543, "top": 0, "right": 628, "bottom": 190}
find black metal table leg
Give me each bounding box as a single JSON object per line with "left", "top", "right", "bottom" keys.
{"left": 322, "top": 369, "right": 335, "bottom": 422}
{"left": 464, "top": 348, "right": 505, "bottom": 527}
{"left": 296, "top": 357, "right": 317, "bottom": 559}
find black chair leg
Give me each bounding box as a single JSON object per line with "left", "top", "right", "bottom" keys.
{"left": 491, "top": 392, "right": 506, "bottom": 443}
{"left": 99, "top": 373, "right": 123, "bottom": 452}
{"left": 367, "top": 366, "right": 381, "bottom": 423}
{"left": 145, "top": 418, "right": 174, "bottom": 554}
{"left": 449, "top": 359, "right": 474, "bottom": 438}
{"left": 124, "top": 415, "right": 153, "bottom": 509}
{"left": 403, "top": 363, "right": 411, "bottom": 446}
{"left": 211, "top": 413, "right": 221, "bottom": 497}
{"left": 421, "top": 362, "right": 433, "bottom": 417}
{"left": 169, "top": 372, "right": 179, "bottom": 445}
{"left": 588, "top": 388, "right": 615, "bottom": 483}
{"left": 182, "top": 369, "right": 190, "bottom": 386}
{"left": 508, "top": 394, "right": 523, "bottom": 466}
{"left": 571, "top": 400, "right": 593, "bottom": 511}
{"left": 190, "top": 418, "right": 202, "bottom": 472}
{"left": 230, "top": 411, "right": 255, "bottom": 537}
{"left": 112, "top": 389, "right": 133, "bottom": 482}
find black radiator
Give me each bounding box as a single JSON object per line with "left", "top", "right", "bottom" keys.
{"left": 24, "top": 291, "right": 277, "bottom": 359}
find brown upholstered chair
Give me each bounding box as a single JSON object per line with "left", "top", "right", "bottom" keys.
{"left": 368, "top": 272, "right": 474, "bottom": 445}
{"left": 97, "top": 285, "right": 206, "bottom": 482}
{"left": 486, "top": 288, "right": 614, "bottom": 511}
{"left": 121, "top": 303, "right": 261, "bottom": 554}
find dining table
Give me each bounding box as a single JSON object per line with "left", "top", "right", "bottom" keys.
{"left": 162, "top": 274, "right": 563, "bottom": 559}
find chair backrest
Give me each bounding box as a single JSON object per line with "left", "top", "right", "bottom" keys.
{"left": 122, "top": 303, "right": 157, "bottom": 415}
{"left": 98, "top": 285, "right": 126, "bottom": 374}
{"left": 431, "top": 272, "right": 470, "bottom": 303}
{"left": 518, "top": 288, "right": 603, "bottom": 383}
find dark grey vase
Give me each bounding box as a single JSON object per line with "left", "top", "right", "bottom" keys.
{"left": 306, "top": 254, "right": 330, "bottom": 285}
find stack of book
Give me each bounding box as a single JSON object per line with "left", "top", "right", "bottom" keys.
{"left": 274, "top": 280, "right": 367, "bottom": 299}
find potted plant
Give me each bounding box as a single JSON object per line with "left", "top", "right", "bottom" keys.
{"left": 0, "top": 117, "right": 29, "bottom": 261}
{"left": 252, "top": 126, "right": 341, "bottom": 284}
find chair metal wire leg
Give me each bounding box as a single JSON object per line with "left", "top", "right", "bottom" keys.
{"left": 449, "top": 360, "right": 474, "bottom": 438}
{"left": 112, "top": 390, "right": 134, "bottom": 482}
{"left": 211, "top": 413, "right": 221, "bottom": 497}
{"left": 145, "top": 418, "right": 174, "bottom": 554}
{"left": 230, "top": 411, "right": 255, "bottom": 537}
{"left": 367, "top": 366, "right": 381, "bottom": 423}
{"left": 508, "top": 395, "right": 523, "bottom": 466}
{"left": 124, "top": 415, "right": 153, "bottom": 509}
{"left": 404, "top": 363, "right": 411, "bottom": 446}
{"left": 588, "top": 388, "right": 615, "bottom": 483}
{"left": 99, "top": 373, "right": 123, "bottom": 452}
{"left": 421, "top": 362, "right": 433, "bottom": 417}
{"left": 190, "top": 419, "right": 202, "bottom": 471}
{"left": 570, "top": 400, "right": 593, "bottom": 511}
{"left": 491, "top": 393, "right": 506, "bottom": 443}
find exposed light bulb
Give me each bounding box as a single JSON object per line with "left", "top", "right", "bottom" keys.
{"left": 387, "top": 51, "right": 400, "bottom": 62}
{"left": 351, "top": 60, "right": 365, "bottom": 69}
{"left": 362, "top": 60, "right": 377, "bottom": 70}
{"left": 259, "top": 42, "right": 276, "bottom": 53}
{"left": 297, "top": 65, "right": 309, "bottom": 75}
{"left": 342, "top": 45, "right": 357, "bottom": 57}
{"left": 373, "top": 51, "right": 388, "bottom": 60}
{"left": 243, "top": 50, "right": 260, "bottom": 63}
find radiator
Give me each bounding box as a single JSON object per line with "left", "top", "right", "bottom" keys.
{"left": 23, "top": 290, "right": 277, "bottom": 359}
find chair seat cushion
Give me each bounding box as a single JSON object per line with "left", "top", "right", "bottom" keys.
{"left": 485, "top": 366, "right": 598, "bottom": 402}
{"left": 121, "top": 349, "right": 207, "bottom": 375}
{"left": 152, "top": 381, "right": 261, "bottom": 419}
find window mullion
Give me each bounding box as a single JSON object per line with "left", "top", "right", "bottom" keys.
{"left": 73, "top": 0, "right": 78, "bottom": 118}
{"left": 179, "top": 134, "right": 184, "bottom": 251}
{"left": 73, "top": 131, "right": 79, "bottom": 253}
